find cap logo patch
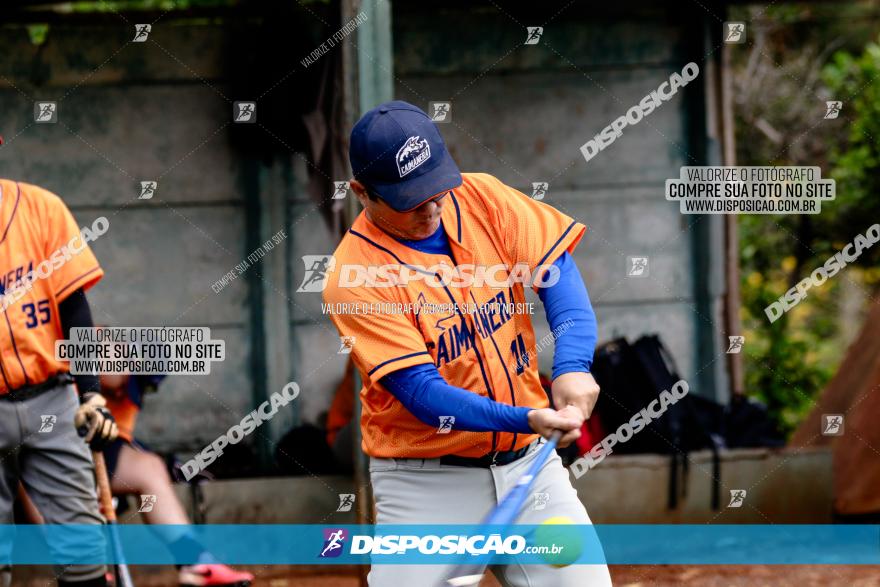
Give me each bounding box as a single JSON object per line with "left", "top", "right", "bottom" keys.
{"left": 396, "top": 135, "right": 431, "bottom": 177}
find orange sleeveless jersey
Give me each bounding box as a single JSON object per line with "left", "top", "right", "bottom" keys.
{"left": 323, "top": 173, "right": 586, "bottom": 458}
{"left": 0, "top": 180, "right": 104, "bottom": 394}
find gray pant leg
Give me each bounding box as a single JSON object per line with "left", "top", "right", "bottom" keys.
{"left": 0, "top": 396, "right": 24, "bottom": 568}
{"left": 366, "top": 444, "right": 611, "bottom": 587}
{"left": 18, "top": 385, "right": 107, "bottom": 583}
{"left": 366, "top": 457, "right": 497, "bottom": 587}
{"left": 493, "top": 444, "right": 612, "bottom": 587}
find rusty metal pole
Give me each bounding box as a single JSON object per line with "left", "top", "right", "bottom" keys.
{"left": 340, "top": 1, "right": 394, "bottom": 584}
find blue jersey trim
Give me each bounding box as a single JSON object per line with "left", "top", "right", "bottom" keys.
{"left": 450, "top": 192, "right": 462, "bottom": 242}
{"left": 470, "top": 290, "right": 519, "bottom": 450}
{"left": 367, "top": 351, "right": 432, "bottom": 377}
{"left": 56, "top": 266, "right": 101, "bottom": 300}
{"left": 536, "top": 220, "right": 579, "bottom": 268}
{"left": 440, "top": 284, "right": 498, "bottom": 452}
{"left": 0, "top": 183, "right": 22, "bottom": 246}
{"left": 0, "top": 359, "right": 11, "bottom": 390}
{"left": 4, "top": 311, "right": 30, "bottom": 385}
{"left": 348, "top": 229, "right": 436, "bottom": 277}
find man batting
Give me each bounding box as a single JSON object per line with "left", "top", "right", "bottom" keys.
{"left": 0, "top": 179, "right": 117, "bottom": 586}
{"left": 323, "top": 101, "right": 612, "bottom": 586}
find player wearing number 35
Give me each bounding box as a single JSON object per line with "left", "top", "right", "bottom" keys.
{"left": 0, "top": 179, "right": 115, "bottom": 587}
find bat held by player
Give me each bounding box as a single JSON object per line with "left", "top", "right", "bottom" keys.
{"left": 92, "top": 451, "right": 135, "bottom": 587}
{"left": 441, "top": 430, "right": 564, "bottom": 587}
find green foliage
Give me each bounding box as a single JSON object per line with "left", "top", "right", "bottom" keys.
{"left": 737, "top": 197, "right": 839, "bottom": 436}
{"left": 818, "top": 41, "right": 880, "bottom": 267}
{"left": 734, "top": 14, "right": 880, "bottom": 438}
{"left": 69, "top": 0, "right": 239, "bottom": 11}
{"left": 26, "top": 23, "right": 49, "bottom": 45}
{"left": 738, "top": 258, "right": 835, "bottom": 436}
{"left": 67, "top": 0, "right": 329, "bottom": 10}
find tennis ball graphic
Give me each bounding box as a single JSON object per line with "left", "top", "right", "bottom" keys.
{"left": 533, "top": 516, "right": 583, "bottom": 567}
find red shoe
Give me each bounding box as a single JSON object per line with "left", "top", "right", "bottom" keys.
{"left": 178, "top": 563, "right": 253, "bottom": 587}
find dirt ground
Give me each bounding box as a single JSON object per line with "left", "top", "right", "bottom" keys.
{"left": 608, "top": 565, "right": 880, "bottom": 586}
{"left": 251, "top": 565, "right": 880, "bottom": 586}
{"left": 15, "top": 564, "right": 880, "bottom": 586}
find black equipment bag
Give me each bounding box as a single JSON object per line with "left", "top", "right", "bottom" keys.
{"left": 591, "top": 334, "right": 724, "bottom": 509}
{"left": 724, "top": 395, "right": 785, "bottom": 448}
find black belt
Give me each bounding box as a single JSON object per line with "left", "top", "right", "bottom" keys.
{"left": 0, "top": 373, "right": 74, "bottom": 402}
{"left": 439, "top": 441, "right": 536, "bottom": 468}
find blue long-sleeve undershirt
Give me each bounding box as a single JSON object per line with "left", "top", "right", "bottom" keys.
{"left": 394, "top": 220, "right": 455, "bottom": 257}
{"left": 537, "top": 251, "right": 597, "bottom": 378}
{"left": 382, "top": 363, "right": 533, "bottom": 433}
{"left": 379, "top": 222, "right": 597, "bottom": 434}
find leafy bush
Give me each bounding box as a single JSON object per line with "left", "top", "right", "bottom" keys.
{"left": 733, "top": 8, "right": 880, "bottom": 437}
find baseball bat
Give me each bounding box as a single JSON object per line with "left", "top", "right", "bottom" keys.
{"left": 92, "top": 451, "right": 135, "bottom": 587}
{"left": 442, "top": 430, "right": 564, "bottom": 587}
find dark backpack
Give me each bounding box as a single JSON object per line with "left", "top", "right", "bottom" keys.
{"left": 591, "top": 334, "right": 723, "bottom": 509}
{"left": 724, "top": 395, "right": 785, "bottom": 448}
{"left": 590, "top": 337, "right": 662, "bottom": 454}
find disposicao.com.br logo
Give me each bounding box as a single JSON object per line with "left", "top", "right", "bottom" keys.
{"left": 319, "top": 528, "right": 349, "bottom": 558}
{"left": 319, "top": 530, "right": 542, "bottom": 557}
{"left": 296, "top": 255, "right": 562, "bottom": 292}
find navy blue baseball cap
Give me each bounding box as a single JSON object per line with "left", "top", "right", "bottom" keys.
{"left": 349, "top": 100, "right": 462, "bottom": 212}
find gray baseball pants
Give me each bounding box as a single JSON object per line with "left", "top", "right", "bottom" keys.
{"left": 0, "top": 384, "right": 107, "bottom": 583}
{"left": 367, "top": 438, "right": 612, "bottom": 586}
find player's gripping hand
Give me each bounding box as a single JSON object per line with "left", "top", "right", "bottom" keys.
{"left": 74, "top": 392, "right": 118, "bottom": 451}
{"left": 527, "top": 407, "right": 583, "bottom": 448}
{"left": 551, "top": 372, "right": 600, "bottom": 420}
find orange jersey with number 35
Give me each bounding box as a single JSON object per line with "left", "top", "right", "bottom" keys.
{"left": 323, "top": 173, "right": 585, "bottom": 458}
{"left": 0, "top": 180, "right": 104, "bottom": 394}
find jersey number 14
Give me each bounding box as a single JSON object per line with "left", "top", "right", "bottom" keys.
{"left": 510, "top": 333, "right": 529, "bottom": 375}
